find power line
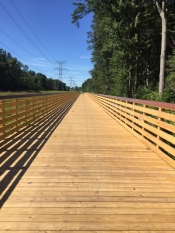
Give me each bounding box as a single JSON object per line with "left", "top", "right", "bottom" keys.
{"left": 0, "top": 28, "right": 36, "bottom": 58}
{"left": 9, "top": 0, "right": 57, "bottom": 62}
{"left": 0, "top": 0, "right": 52, "bottom": 64}
{"left": 32, "top": 0, "right": 58, "bottom": 51}
{"left": 0, "top": 29, "right": 56, "bottom": 77}
{"left": 0, "top": 40, "right": 44, "bottom": 73}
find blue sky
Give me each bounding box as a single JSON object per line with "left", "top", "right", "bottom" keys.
{"left": 0, "top": 0, "right": 93, "bottom": 87}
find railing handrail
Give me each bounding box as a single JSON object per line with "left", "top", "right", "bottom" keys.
{"left": 0, "top": 92, "right": 79, "bottom": 141}
{"left": 94, "top": 93, "right": 175, "bottom": 110}
{"left": 88, "top": 93, "right": 175, "bottom": 168}
{"left": 0, "top": 92, "right": 75, "bottom": 100}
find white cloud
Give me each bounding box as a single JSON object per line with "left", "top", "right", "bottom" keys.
{"left": 33, "top": 57, "right": 46, "bottom": 61}
{"left": 79, "top": 56, "right": 91, "bottom": 59}
{"left": 68, "top": 71, "right": 80, "bottom": 75}
{"left": 26, "top": 57, "right": 54, "bottom": 68}
{"left": 68, "top": 64, "right": 92, "bottom": 72}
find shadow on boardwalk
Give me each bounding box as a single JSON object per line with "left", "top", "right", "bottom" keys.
{"left": 0, "top": 97, "right": 77, "bottom": 208}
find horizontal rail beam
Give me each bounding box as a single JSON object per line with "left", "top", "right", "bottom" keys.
{"left": 88, "top": 93, "right": 175, "bottom": 168}
{"left": 96, "top": 94, "right": 175, "bottom": 110}
{"left": 0, "top": 92, "right": 69, "bottom": 100}
{"left": 0, "top": 92, "right": 79, "bottom": 140}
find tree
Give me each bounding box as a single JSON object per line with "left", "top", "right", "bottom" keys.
{"left": 82, "top": 78, "right": 93, "bottom": 92}
{"left": 0, "top": 49, "right": 8, "bottom": 91}
{"left": 72, "top": 0, "right": 175, "bottom": 101}
{"left": 7, "top": 57, "right": 22, "bottom": 90}
{"left": 0, "top": 47, "right": 66, "bottom": 92}
{"left": 156, "top": 0, "right": 167, "bottom": 95}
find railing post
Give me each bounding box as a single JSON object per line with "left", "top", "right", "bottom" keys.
{"left": 124, "top": 101, "right": 127, "bottom": 125}
{"left": 156, "top": 107, "right": 162, "bottom": 149}
{"left": 88, "top": 93, "right": 175, "bottom": 167}
{"left": 132, "top": 102, "right": 135, "bottom": 130}
{"left": 141, "top": 104, "right": 146, "bottom": 139}
{"left": 14, "top": 98, "right": 17, "bottom": 135}
{"left": 0, "top": 100, "right": 4, "bottom": 140}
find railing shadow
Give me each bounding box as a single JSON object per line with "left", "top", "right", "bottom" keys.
{"left": 0, "top": 97, "right": 77, "bottom": 208}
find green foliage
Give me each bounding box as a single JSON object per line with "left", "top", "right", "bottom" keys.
{"left": 0, "top": 48, "right": 67, "bottom": 92}
{"left": 72, "top": 0, "right": 175, "bottom": 102}
{"left": 82, "top": 78, "right": 93, "bottom": 92}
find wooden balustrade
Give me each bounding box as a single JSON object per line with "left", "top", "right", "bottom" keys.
{"left": 88, "top": 93, "right": 175, "bottom": 167}
{"left": 0, "top": 92, "right": 79, "bottom": 141}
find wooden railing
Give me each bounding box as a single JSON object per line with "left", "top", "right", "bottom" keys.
{"left": 88, "top": 93, "right": 175, "bottom": 167}
{"left": 0, "top": 92, "right": 79, "bottom": 141}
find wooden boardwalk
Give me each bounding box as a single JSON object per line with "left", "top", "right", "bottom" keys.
{"left": 1, "top": 94, "right": 175, "bottom": 232}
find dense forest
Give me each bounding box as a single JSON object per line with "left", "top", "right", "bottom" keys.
{"left": 0, "top": 48, "right": 67, "bottom": 92}
{"left": 72, "top": 0, "right": 175, "bottom": 102}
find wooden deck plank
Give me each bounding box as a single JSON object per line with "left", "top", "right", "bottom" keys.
{"left": 1, "top": 214, "right": 175, "bottom": 222}
{"left": 1, "top": 207, "right": 175, "bottom": 215}
{"left": 1, "top": 221, "right": 175, "bottom": 231}
{"left": 1, "top": 232, "right": 175, "bottom": 233}
{"left": 1, "top": 94, "right": 175, "bottom": 232}
{"left": 3, "top": 201, "right": 175, "bottom": 208}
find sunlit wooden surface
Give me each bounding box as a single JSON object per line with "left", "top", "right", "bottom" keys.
{"left": 88, "top": 93, "right": 175, "bottom": 167}
{"left": 1, "top": 94, "right": 175, "bottom": 232}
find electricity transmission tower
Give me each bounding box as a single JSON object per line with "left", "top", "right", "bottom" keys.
{"left": 54, "top": 60, "right": 67, "bottom": 90}
{"left": 73, "top": 80, "right": 77, "bottom": 89}
{"left": 68, "top": 77, "right": 74, "bottom": 89}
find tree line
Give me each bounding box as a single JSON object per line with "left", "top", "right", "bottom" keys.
{"left": 72, "top": 0, "right": 175, "bottom": 102}
{"left": 0, "top": 48, "right": 67, "bottom": 92}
